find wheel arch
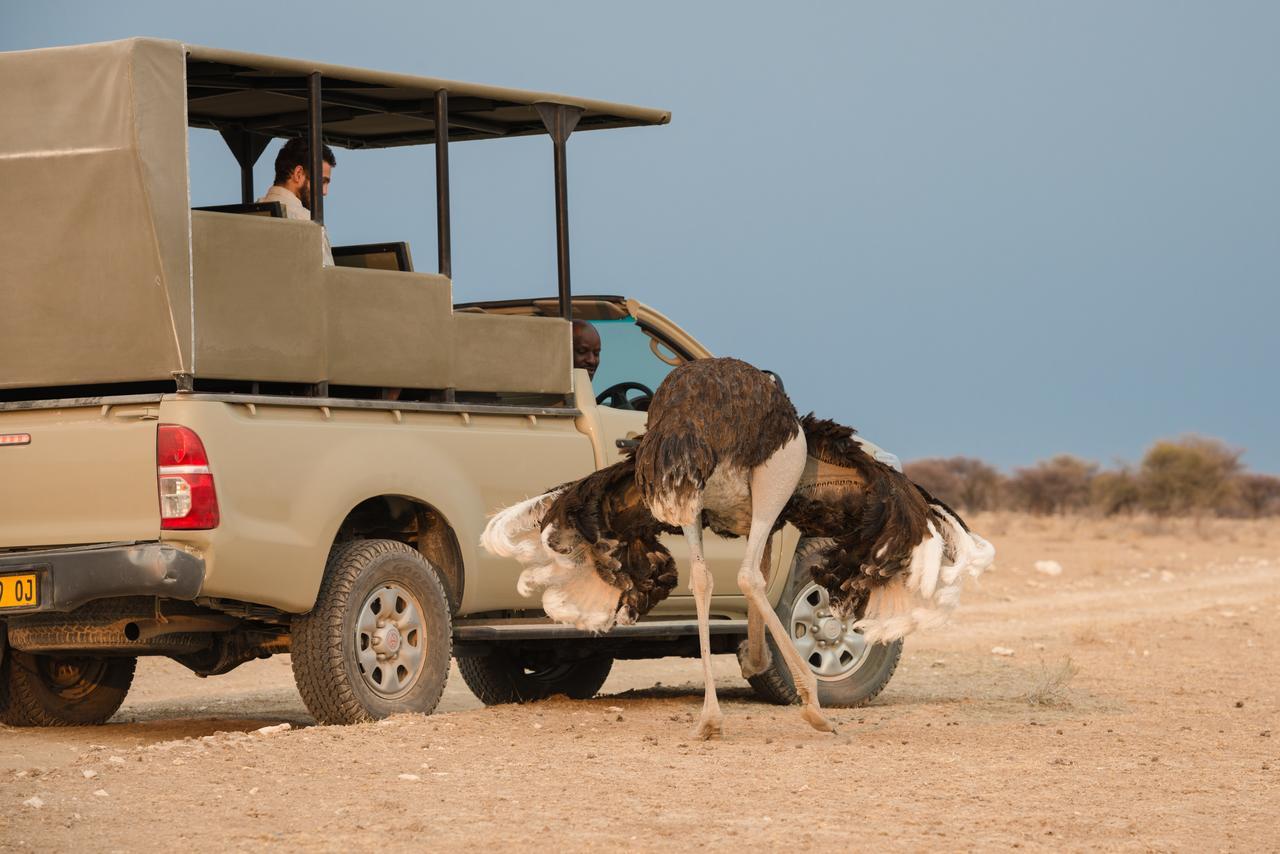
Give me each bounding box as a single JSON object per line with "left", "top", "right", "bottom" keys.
{"left": 330, "top": 494, "right": 465, "bottom": 613}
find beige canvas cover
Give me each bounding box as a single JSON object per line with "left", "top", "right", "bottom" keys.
{"left": 0, "top": 38, "right": 192, "bottom": 388}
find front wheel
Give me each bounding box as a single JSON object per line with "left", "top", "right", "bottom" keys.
{"left": 291, "top": 539, "right": 452, "bottom": 725}
{"left": 458, "top": 648, "right": 613, "bottom": 705}
{"left": 747, "top": 578, "right": 902, "bottom": 708}
{"left": 0, "top": 649, "right": 136, "bottom": 726}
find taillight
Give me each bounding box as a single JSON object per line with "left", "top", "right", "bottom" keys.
{"left": 157, "top": 424, "right": 219, "bottom": 529}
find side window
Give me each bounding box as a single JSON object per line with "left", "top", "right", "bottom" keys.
{"left": 590, "top": 319, "right": 684, "bottom": 396}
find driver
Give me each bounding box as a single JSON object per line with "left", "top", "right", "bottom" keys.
{"left": 571, "top": 320, "right": 601, "bottom": 380}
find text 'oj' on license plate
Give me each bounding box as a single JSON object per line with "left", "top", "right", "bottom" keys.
{"left": 0, "top": 573, "right": 39, "bottom": 609}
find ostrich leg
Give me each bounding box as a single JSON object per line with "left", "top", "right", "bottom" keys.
{"left": 739, "top": 431, "right": 836, "bottom": 734}
{"left": 738, "top": 534, "right": 774, "bottom": 678}
{"left": 683, "top": 518, "right": 723, "bottom": 740}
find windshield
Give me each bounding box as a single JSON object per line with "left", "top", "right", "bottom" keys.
{"left": 590, "top": 318, "right": 684, "bottom": 397}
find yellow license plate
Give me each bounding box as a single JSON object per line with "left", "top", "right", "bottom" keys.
{"left": 0, "top": 572, "right": 38, "bottom": 609}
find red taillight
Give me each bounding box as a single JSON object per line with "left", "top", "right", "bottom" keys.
{"left": 157, "top": 424, "right": 219, "bottom": 529}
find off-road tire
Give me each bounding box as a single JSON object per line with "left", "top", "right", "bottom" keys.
{"left": 1, "top": 650, "right": 136, "bottom": 726}
{"left": 459, "top": 649, "right": 613, "bottom": 705}
{"left": 746, "top": 564, "right": 903, "bottom": 708}
{"left": 291, "top": 539, "right": 452, "bottom": 725}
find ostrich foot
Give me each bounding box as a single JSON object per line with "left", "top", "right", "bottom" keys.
{"left": 692, "top": 710, "right": 724, "bottom": 741}
{"left": 736, "top": 639, "right": 773, "bottom": 679}
{"left": 801, "top": 705, "right": 837, "bottom": 734}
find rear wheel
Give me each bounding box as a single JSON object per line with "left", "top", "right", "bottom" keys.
{"left": 747, "top": 575, "right": 902, "bottom": 709}
{"left": 1, "top": 649, "right": 136, "bottom": 726}
{"left": 459, "top": 648, "right": 613, "bottom": 705}
{"left": 291, "top": 539, "right": 452, "bottom": 725}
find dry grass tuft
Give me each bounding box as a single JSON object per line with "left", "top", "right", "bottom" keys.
{"left": 1024, "top": 656, "right": 1079, "bottom": 707}
{"left": 1072, "top": 624, "right": 1104, "bottom": 645}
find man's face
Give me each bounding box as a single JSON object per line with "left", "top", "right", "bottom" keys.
{"left": 295, "top": 162, "right": 333, "bottom": 210}
{"left": 572, "top": 322, "right": 601, "bottom": 380}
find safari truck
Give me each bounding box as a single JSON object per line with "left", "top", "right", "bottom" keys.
{"left": 0, "top": 39, "right": 904, "bottom": 727}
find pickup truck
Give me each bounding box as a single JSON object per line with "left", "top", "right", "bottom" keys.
{"left": 0, "top": 39, "right": 904, "bottom": 726}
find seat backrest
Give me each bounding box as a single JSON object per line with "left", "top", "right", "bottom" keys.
{"left": 193, "top": 202, "right": 285, "bottom": 218}
{"left": 331, "top": 242, "right": 414, "bottom": 273}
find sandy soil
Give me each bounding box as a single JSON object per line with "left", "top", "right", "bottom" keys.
{"left": 2, "top": 514, "right": 1277, "bottom": 852}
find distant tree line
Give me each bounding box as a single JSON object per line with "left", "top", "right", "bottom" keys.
{"left": 905, "top": 436, "right": 1280, "bottom": 517}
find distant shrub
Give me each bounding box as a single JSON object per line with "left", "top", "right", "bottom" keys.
{"left": 903, "top": 434, "right": 1275, "bottom": 518}
{"left": 903, "top": 457, "right": 1003, "bottom": 512}
{"left": 1233, "top": 473, "right": 1280, "bottom": 517}
{"left": 1138, "top": 436, "right": 1241, "bottom": 517}
{"left": 1091, "top": 468, "right": 1141, "bottom": 516}
{"left": 1007, "top": 455, "right": 1097, "bottom": 515}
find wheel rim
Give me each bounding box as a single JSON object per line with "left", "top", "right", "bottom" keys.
{"left": 789, "top": 581, "right": 871, "bottom": 681}
{"left": 36, "top": 656, "right": 108, "bottom": 700}
{"left": 354, "top": 582, "right": 428, "bottom": 700}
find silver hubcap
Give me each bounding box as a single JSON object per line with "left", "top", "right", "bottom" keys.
{"left": 355, "top": 583, "right": 427, "bottom": 700}
{"left": 789, "top": 582, "right": 870, "bottom": 680}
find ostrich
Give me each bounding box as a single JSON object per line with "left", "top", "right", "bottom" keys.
{"left": 483, "top": 357, "right": 993, "bottom": 739}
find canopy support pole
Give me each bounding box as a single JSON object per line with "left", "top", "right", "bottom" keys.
{"left": 307, "top": 72, "right": 324, "bottom": 224}
{"left": 217, "top": 129, "right": 271, "bottom": 204}
{"left": 535, "top": 103, "right": 583, "bottom": 321}
{"left": 434, "top": 89, "right": 452, "bottom": 279}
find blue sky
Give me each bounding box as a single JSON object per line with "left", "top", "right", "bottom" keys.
{"left": 5, "top": 1, "right": 1277, "bottom": 472}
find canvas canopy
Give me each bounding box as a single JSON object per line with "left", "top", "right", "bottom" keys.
{"left": 0, "top": 38, "right": 664, "bottom": 396}
{"left": 185, "top": 44, "right": 671, "bottom": 148}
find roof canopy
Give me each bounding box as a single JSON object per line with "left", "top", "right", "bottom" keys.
{"left": 185, "top": 45, "right": 671, "bottom": 148}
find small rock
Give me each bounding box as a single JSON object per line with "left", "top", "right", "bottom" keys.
{"left": 991, "top": 646, "right": 1015, "bottom": 657}
{"left": 606, "top": 706, "right": 624, "bottom": 713}
{"left": 249, "top": 787, "right": 260, "bottom": 795}
{"left": 23, "top": 796, "right": 43, "bottom": 809}
{"left": 93, "top": 789, "right": 109, "bottom": 798}
{"left": 108, "top": 756, "right": 125, "bottom": 765}
{"left": 1159, "top": 570, "right": 1176, "bottom": 583}
{"left": 532, "top": 723, "right": 543, "bottom": 730}
{"left": 82, "top": 769, "right": 98, "bottom": 780}
{"left": 255, "top": 723, "right": 291, "bottom": 736}
{"left": 615, "top": 715, "right": 624, "bottom": 722}
{"left": 397, "top": 774, "right": 420, "bottom": 782}
{"left": 1235, "top": 701, "right": 1245, "bottom": 709}
{"left": 1034, "top": 560, "right": 1063, "bottom": 577}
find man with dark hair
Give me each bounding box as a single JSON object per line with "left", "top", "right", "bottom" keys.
{"left": 257, "top": 137, "right": 337, "bottom": 265}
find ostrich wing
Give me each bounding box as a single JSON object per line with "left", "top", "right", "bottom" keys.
{"left": 785, "top": 415, "right": 995, "bottom": 642}
{"left": 481, "top": 456, "right": 679, "bottom": 633}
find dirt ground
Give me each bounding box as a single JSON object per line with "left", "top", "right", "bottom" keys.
{"left": 2, "top": 514, "right": 1277, "bottom": 852}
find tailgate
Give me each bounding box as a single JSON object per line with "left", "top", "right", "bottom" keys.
{"left": 0, "top": 402, "right": 160, "bottom": 548}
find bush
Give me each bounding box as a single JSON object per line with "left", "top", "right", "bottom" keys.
{"left": 1234, "top": 473, "right": 1280, "bottom": 517}
{"left": 1138, "top": 436, "right": 1241, "bottom": 517}
{"left": 1006, "top": 455, "right": 1097, "bottom": 515}
{"left": 1091, "top": 468, "right": 1141, "bottom": 516}
{"left": 903, "top": 457, "right": 1003, "bottom": 512}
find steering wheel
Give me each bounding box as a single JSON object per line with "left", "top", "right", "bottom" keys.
{"left": 595, "top": 381, "right": 656, "bottom": 410}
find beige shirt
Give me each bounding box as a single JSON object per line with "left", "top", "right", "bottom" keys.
{"left": 257, "top": 185, "right": 334, "bottom": 266}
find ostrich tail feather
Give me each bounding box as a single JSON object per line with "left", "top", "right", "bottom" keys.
{"left": 853, "top": 510, "right": 995, "bottom": 642}
{"left": 482, "top": 492, "right": 626, "bottom": 633}
{"left": 481, "top": 489, "right": 564, "bottom": 563}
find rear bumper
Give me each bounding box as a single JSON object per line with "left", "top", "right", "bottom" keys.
{"left": 0, "top": 542, "right": 205, "bottom": 615}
